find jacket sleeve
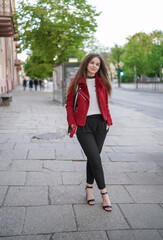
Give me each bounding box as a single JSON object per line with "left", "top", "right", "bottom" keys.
{"left": 106, "top": 91, "right": 113, "bottom": 126}
{"left": 66, "top": 90, "right": 76, "bottom": 126}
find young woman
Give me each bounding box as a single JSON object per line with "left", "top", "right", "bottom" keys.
{"left": 66, "top": 53, "right": 112, "bottom": 212}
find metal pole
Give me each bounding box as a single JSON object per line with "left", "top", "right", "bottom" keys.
{"left": 134, "top": 65, "right": 138, "bottom": 89}
{"left": 160, "top": 59, "right": 162, "bottom": 83}
{"left": 118, "top": 68, "right": 120, "bottom": 87}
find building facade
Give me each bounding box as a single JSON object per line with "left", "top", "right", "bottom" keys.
{"left": 0, "top": 0, "right": 21, "bottom": 95}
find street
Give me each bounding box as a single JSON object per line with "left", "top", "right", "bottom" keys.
{"left": 111, "top": 86, "right": 163, "bottom": 119}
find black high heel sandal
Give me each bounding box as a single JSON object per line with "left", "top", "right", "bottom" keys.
{"left": 85, "top": 186, "right": 95, "bottom": 205}
{"left": 101, "top": 192, "right": 112, "bottom": 212}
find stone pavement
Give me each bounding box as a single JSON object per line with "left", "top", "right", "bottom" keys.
{"left": 0, "top": 86, "right": 163, "bottom": 240}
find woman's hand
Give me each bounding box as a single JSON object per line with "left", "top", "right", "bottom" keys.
{"left": 71, "top": 124, "right": 77, "bottom": 133}
{"left": 106, "top": 124, "right": 110, "bottom": 131}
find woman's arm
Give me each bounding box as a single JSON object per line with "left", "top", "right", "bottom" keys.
{"left": 105, "top": 91, "right": 113, "bottom": 126}
{"left": 66, "top": 90, "right": 76, "bottom": 127}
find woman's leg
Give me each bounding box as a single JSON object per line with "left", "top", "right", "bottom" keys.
{"left": 93, "top": 120, "right": 112, "bottom": 211}
{"left": 86, "top": 160, "right": 94, "bottom": 185}
{"left": 77, "top": 131, "right": 106, "bottom": 190}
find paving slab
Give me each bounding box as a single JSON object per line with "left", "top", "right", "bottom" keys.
{"left": 101, "top": 151, "right": 111, "bottom": 162}
{"left": 0, "top": 137, "right": 8, "bottom": 144}
{"left": 43, "top": 160, "right": 74, "bottom": 172}
{"left": 133, "top": 147, "right": 163, "bottom": 154}
{"left": 23, "top": 205, "right": 76, "bottom": 234}
{"left": 119, "top": 204, "right": 163, "bottom": 229}
{"left": 74, "top": 204, "right": 129, "bottom": 231}
{"left": 0, "top": 161, "right": 12, "bottom": 171}
{"left": 115, "top": 135, "right": 159, "bottom": 146}
{"left": 105, "top": 185, "right": 134, "bottom": 204}
{"left": 107, "top": 153, "right": 137, "bottom": 162}
{"left": 27, "top": 148, "right": 56, "bottom": 160}
{"left": 0, "top": 235, "right": 51, "bottom": 240}
{"left": 52, "top": 231, "right": 108, "bottom": 240}
{"left": 110, "top": 128, "right": 155, "bottom": 136}
{"left": 111, "top": 146, "right": 136, "bottom": 153}
{"left": 4, "top": 186, "right": 48, "bottom": 206}
{"left": 0, "top": 207, "right": 26, "bottom": 236}
{"left": 158, "top": 230, "right": 163, "bottom": 238}
{"left": 49, "top": 185, "right": 86, "bottom": 204}
{"left": 0, "top": 150, "right": 27, "bottom": 160}
{"left": 62, "top": 172, "right": 86, "bottom": 185}
{"left": 39, "top": 142, "right": 65, "bottom": 150}
{"left": 125, "top": 185, "right": 163, "bottom": 203}
{"left": 103, "top": 161, "right": 160, "bottom": 173}
{"left": 107, "top": 229, "right": 162, "bottom": 240}
{"left": 156, "top": 161, "right": 163, "bottom": 170}
{"left": 0, "top": 186, "right": 8, "bottom": 205}
{"left": 126, "top": 173, "right": 163, "bottom": 184}
{"left": 13, "top": 143, "right": 42, "bottom": 151}
{"left": 104, "top": 136, "right": 120, "bottom": 146}
{"left": 100, "top": 145, "right": 114, "bottom": 152}
{"left": 108, "top": 152, "right": 163, "bottom": 162}
{"left": 64, "top": 142, "right": 83, "bottom": 150}
{"left": 56, "top": 149, "right": 84, "bottom": 160}
{"left": 0, "top": 143, "right": 15, "bottom": 151}
{"left": 105, "top": 172, "right": 133, "bottom": 184}
{"left": 0, "top": 172, "right": 26, "bottom": 185}
{"left": 25, "top": 172, "right": 62, "bottom": 185}
{"left": 11, "top": 160, "right": 43, "bottom": 171}
{"left": 73, "top": 162, "right": 86, "bottom": 172}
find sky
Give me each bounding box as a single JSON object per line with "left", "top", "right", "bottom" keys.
{"left": 16, "top": 0, "right": 163, "bottom": 61}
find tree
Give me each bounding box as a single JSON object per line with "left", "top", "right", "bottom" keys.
{"left": 16, "top": 0, "right": 100, "bottom": 78}
{"left": 145, "top": 31, "right": 163, "bottom": 78}
{"left": 84, "top": 36, "right": 104, "bottom": 55}
{"left": 121, "top": 31, "right": 163, "bottom": 82}
{"left": 100, "top": 49, "right": 113, "bottom": 81}
{"left": 109, "top": 44, "right": 124, "bottom": 85}
{"left": 121, "top": 32, "right": 151, "bottom": 81}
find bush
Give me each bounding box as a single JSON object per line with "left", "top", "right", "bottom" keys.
{"left": 121, "top": 70, "right": 134, "bottom": 83}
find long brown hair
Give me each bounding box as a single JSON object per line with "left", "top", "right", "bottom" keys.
{"left": 68, "top": 53, "right": 112, "bottom": 96}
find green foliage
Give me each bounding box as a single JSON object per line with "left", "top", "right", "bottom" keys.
{"left": 109, "top": 30, "right": 163, "bottom": 82}
{"left": 121, "top": 32, "right": 152, "bottom": 77}
{"left": 122, "top": 31, "right": 163, "bottom": 80}
{"left": 84, "top": 36, "right": 104, "bottom": 54}
{"left": 110, "top": 44, "right": 124, "bottom": 71}
{"left": 16, "top": 0, "right": 100, "bottom": 78}
{"left": 121, "top": 67, "right": 134, "bottom": 83}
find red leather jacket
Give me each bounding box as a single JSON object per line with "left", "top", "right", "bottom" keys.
{"left": 66, "top": 74, "right": 113, "bottom": 127}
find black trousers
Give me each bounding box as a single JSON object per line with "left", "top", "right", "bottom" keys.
{"left": 76, "top": 114, "right": 108, "bottom": 190}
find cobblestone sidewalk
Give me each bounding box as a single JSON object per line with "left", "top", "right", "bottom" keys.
{"left": 0, "top": 87, "right": 163, "bottom": 240}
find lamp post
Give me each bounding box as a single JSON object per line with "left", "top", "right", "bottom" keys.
{"left": 118, "top": 61, "right": 124, "bottom": 87}
{"left": 160, "top": 59, "right": 162, "bottom": 83}
{"left": 153, "top": 37, "right": 161, "bottom": 83}
{"left": 134, "top": 64, "right": 137, "bottom": 89}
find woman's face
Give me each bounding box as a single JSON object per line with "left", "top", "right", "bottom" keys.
{"left": 87, "top": 57, "right": 100, "bottom": 76}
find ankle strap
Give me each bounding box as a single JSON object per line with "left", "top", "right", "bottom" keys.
{"left": 101, "top": 191, "right": 108, "bottom": 195}
{"left": 86, "top": 186, "right": 93, "bottom": 189}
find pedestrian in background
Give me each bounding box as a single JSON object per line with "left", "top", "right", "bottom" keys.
{"left": 66, "top": 53, "right": 113, "bottom": 212}
{"left": 29, "top": 79, "right": 33, "bottom": 91}
{"left": 39, "top": 79, "right": 43, "bottom": 91}
{"left": 34, "top": 78, "right": 38, "bottom": 91}
{"left": 22, "top": 76, "right": 27, "bottom": 91}
{"left": 42, "top": 80, "right": 45, "bottom": 90}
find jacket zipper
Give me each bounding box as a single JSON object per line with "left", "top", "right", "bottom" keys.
{"left": 78, "top": 89, "right": 89, "bottom": 101}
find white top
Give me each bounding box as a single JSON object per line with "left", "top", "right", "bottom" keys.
{"left": 86, "top": 78, "right": 101, "bottom": 116}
